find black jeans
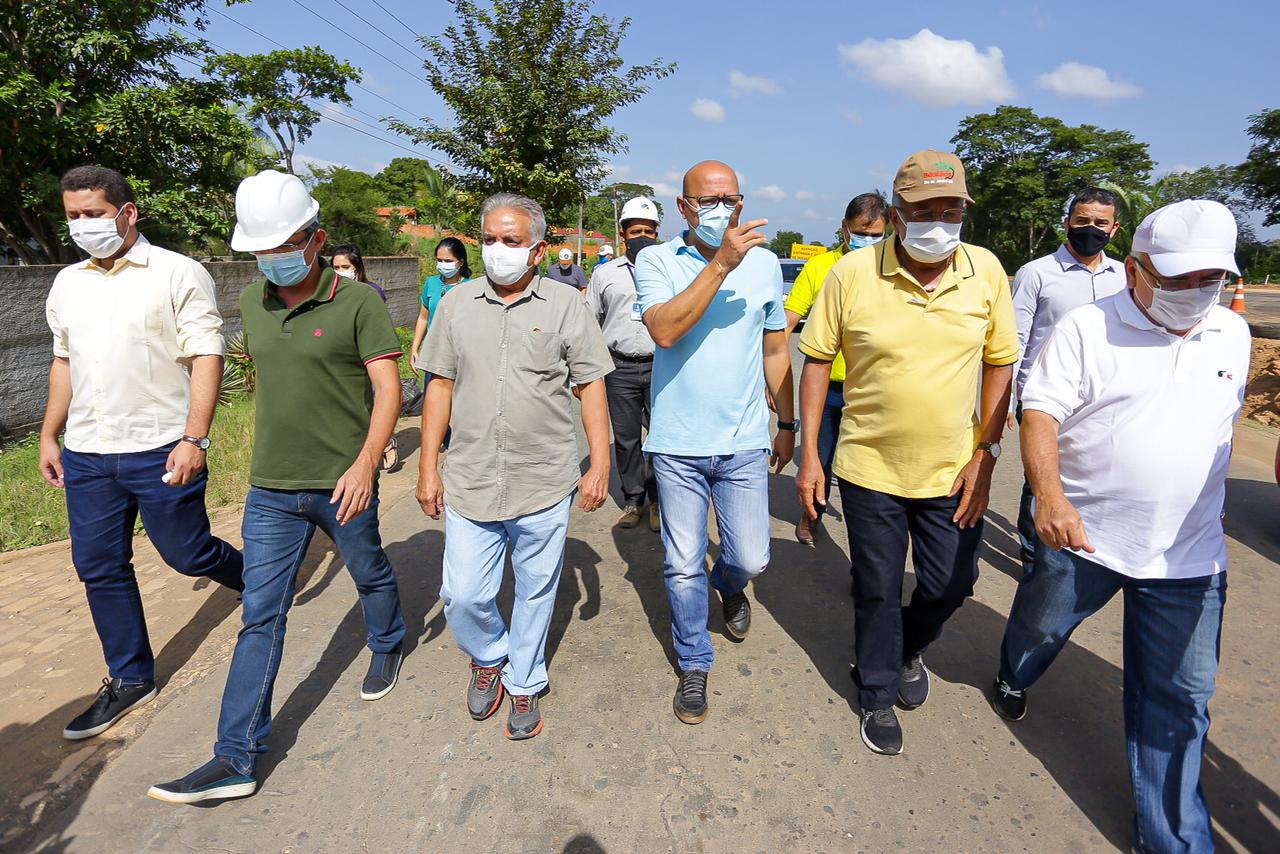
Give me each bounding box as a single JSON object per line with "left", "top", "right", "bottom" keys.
{"left": 839, "top": 479, "right": 982, "bottom": 710}
{"left": 604, "top": 356, "right": 657, "bottom": 506}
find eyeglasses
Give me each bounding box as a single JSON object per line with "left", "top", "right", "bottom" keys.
{"left": 895, "top": 206, "right": 966, "bottom": 225}
{"left": 683, "top": 194, "right": 744, "bottom": 209}
{"left": 1134, "top": 258, "right": 1232, "bottom": 292}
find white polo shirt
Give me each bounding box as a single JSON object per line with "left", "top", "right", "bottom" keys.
{"left": 46, "top": 235, "right": 226, "bottom": 454}
{"left": 1021, "top": 291, "right": 1249, "bottom": 580}
{"left": 1012, "top": 244, "right": 1125, "bottom": 399}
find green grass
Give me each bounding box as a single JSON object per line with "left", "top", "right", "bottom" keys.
{"left": 0, "top": 396, "right": 259, "bottom": 553}
{"left": 396, "top": 327, "right": 419, "bottom": 380}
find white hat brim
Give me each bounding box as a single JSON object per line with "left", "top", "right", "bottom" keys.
{"left": 1148, "top": 250, "right": 1240, "bottom": 278}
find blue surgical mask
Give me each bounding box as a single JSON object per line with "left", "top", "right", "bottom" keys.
{"left": 437, "top": 260, "right": 459, "bottom": 278}
{"left": 693, "top": 202, "right": 733, "bottom": 248}
{"left": 256, "top": 236, "right": 315, "bottom": 287}
{"left": 847, "top": 231, "right": 884, "bottom": 250}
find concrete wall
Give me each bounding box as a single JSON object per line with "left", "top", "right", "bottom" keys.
{"left": 0, "top": 256, "right": 421, "bottom": 438}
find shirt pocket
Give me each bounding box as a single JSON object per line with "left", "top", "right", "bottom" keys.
{"left": 124, "top": 290, "right": 169, "bottom": 341}
{"left": 514, "top": 330, "right": 564, "bottom": 375}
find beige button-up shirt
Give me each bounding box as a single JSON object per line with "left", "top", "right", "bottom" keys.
{"left": 45, "top": 235, "right": 226, "bottom": 454}
{"left": 417, "top": 275, "right": 613, "bottom": 521}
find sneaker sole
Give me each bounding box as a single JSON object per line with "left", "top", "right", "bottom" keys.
{"left": 504, "top": 717, "right": 544, "bottom": 740}
{"left": 725, "top": 622, "right": 749, "bottom": 641}
{"left": 469, "top": 681, "right": 505, "bottom": 721}
{"left": 360, "top": 656, "right": 402, "bottom": 701}
{"left": 673, "top": 702, "right": 708, "bottom": 725}
{"left": 146, "top": 780, "right": 257, "bottom": 804}
{"left": 62, "top": 686, "right": 158, "bottom": 740}
{"left": 859, "top": 721, "right": 903, "bottom": 756}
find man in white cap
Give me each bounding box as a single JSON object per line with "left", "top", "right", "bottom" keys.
{"left": 596, "top": 243, "right": 615, "bottom": 270}
{"left": 546, "top": 246, "right": 587, "bottom": 292}
{"left": 991, "top": 199, "right": 1248, "bottom": 852}
{"left": 586, "top": 195, "right": 662, "bottom": 530}
{"left": 149, "top": 170, "right": 407, "bottom": 803}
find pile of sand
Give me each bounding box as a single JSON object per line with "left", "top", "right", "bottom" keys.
{"left": 1244, "top": 339, "right": 1280, "bottom": 426}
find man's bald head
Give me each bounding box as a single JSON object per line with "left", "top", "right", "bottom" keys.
{"left": 682, "top": 160, "right": 740, "bottom": 197}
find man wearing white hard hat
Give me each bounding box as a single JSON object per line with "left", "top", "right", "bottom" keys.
{"left": 546, "top": 246, "right": 588, "bottom": 292}
{"left": 585, "top": 195, "right": 662, "bottom": 530}
{"left": 991, "top": 199, "right": 1248, "bottom": 852}
{"left": 150, "top": 170, "right": 407, "bottom": 804}
{"left": 596, "top": 243, "right": 614, "bottom": 269}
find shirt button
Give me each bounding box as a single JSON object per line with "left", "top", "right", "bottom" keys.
{"left": 497, "top": 410, "right": 503, "bottom": 416}
{"left": 498, "top": 376, "right": 504, "bottom": 382}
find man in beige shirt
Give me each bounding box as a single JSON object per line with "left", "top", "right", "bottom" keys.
{"left": 39, "top": 166, "right": 243, "bottom": 742}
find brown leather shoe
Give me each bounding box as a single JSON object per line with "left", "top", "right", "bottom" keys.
{"left": 617, "top": 505, "right": 642, "bottom": 529}
{"left": 795, "top": 513, "right": 818, "bottom": 547}
{"left": 648, "top": 501, "right": 661, "bottom": 533}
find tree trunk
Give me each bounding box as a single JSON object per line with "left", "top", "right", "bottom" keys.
{"left": 0, "top": 219, "right": 42, "bottom": 264}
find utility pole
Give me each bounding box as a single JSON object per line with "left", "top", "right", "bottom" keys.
{"left": 576, "top": 200, "right": 584, "bottom": 262}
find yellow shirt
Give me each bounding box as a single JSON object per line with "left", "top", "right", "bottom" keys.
{"left": 798, "top": 240, "right": 1018, "bottom": 498}
{"left": 784, "top": 245, "right": 849, "bottom": 382}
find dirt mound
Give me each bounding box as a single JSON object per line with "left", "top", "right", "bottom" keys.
{"left": 1244, "top": 339, "right": 1280, "bottom": 426}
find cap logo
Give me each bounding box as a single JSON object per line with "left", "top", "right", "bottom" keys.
{"left": 922, "top": 161, "right": 956, "bottom": 186}
{"left": 314, "top": 328, "right": 324, "bottom": 337}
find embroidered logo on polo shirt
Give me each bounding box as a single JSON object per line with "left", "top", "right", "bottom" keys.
{"left": 1217, "top": 370, "right": 1233, "bottom": 380}
{"left": 314, "top": 328, "right": 324, "bottom": 337}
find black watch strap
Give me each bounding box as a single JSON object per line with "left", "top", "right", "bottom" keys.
{"left": 776, "top": 419, "right": 799, "bottom": 432}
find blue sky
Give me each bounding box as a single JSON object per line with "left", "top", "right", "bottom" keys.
{"left": 198, "top": 0, "right": 1280, "bottom": 241}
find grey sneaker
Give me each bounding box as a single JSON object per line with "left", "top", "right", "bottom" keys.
{"left": 897, "top": 655, "right": 931, "bottom": 710}
{"left": 504, "top": 694, "right": 543, "bottom": 740}
{"left": 467, "top": 661, "right": 505, "bottom": 721}
{"left": 360, "top": 647, "right": 402, "bottom": 701}
{"left": 673, "top": 670, "right": 709, "bottom": 724}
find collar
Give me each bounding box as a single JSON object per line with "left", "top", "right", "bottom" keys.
{"left": 673, "top": 231, "right": 710, "bottom": 264}
{"left": 1054, "top": 243, "right": 1121, "bottom": 274}
{"left": 82, "top": 233, "right": 151, "bottom": 273}
{"left": 878, "top": 238, "right": 975, "bottom": 291}
{"left": 478, "top": 274, "right": 547, "bottom": 305}
{"left": 264, "top": 262, "right": 338, "bottom": 308}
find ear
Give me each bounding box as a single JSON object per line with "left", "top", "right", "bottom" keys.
{"left": 121, "top": 201, "right": 140, "bottom": 232}
{"left": 312, "top": 228, "right": 328, "bottom": 253}
{"left": 528, "top": 240, "right": 548, "bottom": 267}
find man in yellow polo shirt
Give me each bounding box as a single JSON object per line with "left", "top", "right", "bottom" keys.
{"left": 783, "top": 192, "right": 888, "bottom": 546}
{"left": 795, "top": 150, "right": 1017, "bottom": 756}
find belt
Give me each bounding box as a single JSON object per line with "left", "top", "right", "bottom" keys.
{"left": 610, "top": 350, "right": 653, "bottom": 363}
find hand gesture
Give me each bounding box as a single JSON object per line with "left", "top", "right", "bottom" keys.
{"left": 1035, "top": 495, "right": 1095, "bottom": 553}
{"left": 331, "top": 455, "right": 375, "bottom": 525}
{"left": 713, "top": 203, "right": 768, "bottom": 273}
{"left": 417, "top": 467, "right": 445, "bottom": 519}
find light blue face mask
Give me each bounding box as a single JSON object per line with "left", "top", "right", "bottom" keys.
{"left": 693, "top": 202, "right": 733, "bottom": 248}
{"left": 256, "top": 235, "right": 315, "bottom": 287}
{"left": 847, "top": 231, "right": 884, "bottom": 250}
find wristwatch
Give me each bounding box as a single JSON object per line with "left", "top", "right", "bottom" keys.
{"left": 181, "top": 435, "right": 211, "bottom": 451}
{"left": 776, "top": 419, "right": 799, "bottom": 432}
{"left": 977, "top": 441, "right": 1001, "bottom": 459}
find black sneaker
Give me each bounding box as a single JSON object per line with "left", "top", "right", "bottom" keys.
{"left": 360, "top": 647, "right": 402, "bottom": 701}
{"left": 148, "top": 757, "right": 257, "bottom": 804}
{"left": 504, "top": 694, "right": 543, "bottom": 740}
{"left": 63, "top": 677, "right": 157, "bottom": 740}
{"left": 991, "top": 677, "right": 1027, "bottom": 721}
{"left": 722, "top": 591, "right": 751, "bottom": 640}
{"left": 673, "top": 670, "right": 709, "bottom": 724}
{"left": 897, "top": 655, "right": 931, "bottom": 710}
{"left": 860, "top": 707, "right": 903, "bottom": 755}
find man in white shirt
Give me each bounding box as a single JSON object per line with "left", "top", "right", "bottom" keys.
{"left": 992, "top": 200, "right": 1249, "bottom": 853}
{"left": 40, "top": 166, "right": 243, "bottom": 741}
{"left": 1010, "top": 187, "right": 1126, "bottom": 569}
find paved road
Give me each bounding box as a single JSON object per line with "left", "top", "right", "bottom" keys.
{"left": 1223, "top": 288, "right": 1280, "bottom": 325}
{"left": 4, "top": 349, "right": 1278, "bottom": 853}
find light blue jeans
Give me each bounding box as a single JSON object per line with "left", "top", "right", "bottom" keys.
{"left": 651, "top": 451, "right": 771, "bottom": 673}
{"left": 440, "top": 492, "right": 573, "bottom": 696}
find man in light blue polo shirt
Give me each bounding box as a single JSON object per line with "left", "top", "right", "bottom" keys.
{"left": 635, "top": 159, "right": 795, "bottom": 726}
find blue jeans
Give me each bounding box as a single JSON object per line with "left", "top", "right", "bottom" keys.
{"left": 441, "top": 492, "right": 573, "bottom": 695}
{"left": 62, "top": 442, "right": 243, "bottom": 684}
{"left": 215, "top": 486, "right": 405, "bottom": 773}
{"left": 999, "top": 546, "right": 1226, "bottom": 853}
{"left": 815, "top": 382, "right": 843, "bottom": 518}
{"left": 651, "top": 451, "right": 771, "bottom": 673}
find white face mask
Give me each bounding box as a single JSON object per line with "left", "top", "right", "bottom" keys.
{"left": 334, "top": 268, "right": 356, "bottom": 280}
{"left": 898, "top": 219, "right": 962, "bottom": 264}
{"left": 1140, "top": 269, "right": 1224, "bottom": 330}
{"left": 68, "top": 208, "right": 127, "bottom": 258}
{"left": 482, "top": 241, "right": 535, "bottom": 286}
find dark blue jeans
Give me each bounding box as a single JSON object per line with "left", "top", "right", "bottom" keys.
{"left": 63, "top": 442, "right": 243, "bottom": 684}
{"left": 815, "top": 382, "right": 843, "bottom": 518}
{"left": 215, "top": 485, "right": 405, "bottom": 773}
{"left": 999, "top": 545, "right": 1226, "bottom": 853}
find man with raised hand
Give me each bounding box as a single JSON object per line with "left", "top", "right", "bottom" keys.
{"left": 993, "top": 200, "right": 1247, "bottom": 853}
{"left": 636, "top": 160, "right": 794, "bottom": 726}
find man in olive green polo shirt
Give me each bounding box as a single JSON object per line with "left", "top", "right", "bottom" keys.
{"left": 795, "top": 151, "right": 1017, "bottom": 756}
{"left": 150, "top": 170, "right": 407, "bottom": 804}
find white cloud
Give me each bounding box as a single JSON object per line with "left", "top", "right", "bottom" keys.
{"left": 690, "top": 98, "right": 726, "bottom": 123}
{"left": 650, "top": 181, "right": 679, "bottom": 199}
{"left": 1036, "top": 62, "right": 1142, "bottom": 100}
{"left": 838, "top": 29, "right": 1014, "bottom": 107}
{"left": 296, "top": 153, "right": 348, "bottom": 175}
{"left": 756, "top": 184, "right": 787, "bottom": 202}
{"left": 803, "top": 208, "right": 824, "bottom": 222}
{"left": 843, "top": 110, "right": 865, "bottom": 125}
{"left": 729, "top": 70, "right": 782, "bottom": 96}
{"left": 794, "top": 190, "right": 815, "bottom": 201}
{"left": 606, "top": 163, "right": 633, "bottom": 181}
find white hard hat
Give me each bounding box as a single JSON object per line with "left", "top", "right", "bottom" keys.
{"left": 231, "top": 170, "right": 321, "bottom": 252}
{"left": 620, "top": 196, "right": 659, "bottom": 225}
{"left": 558, "top": 248, "right": 573, "bottom": 261}
{"left": 599, "top": 244, "right": 614, "bottom": 256}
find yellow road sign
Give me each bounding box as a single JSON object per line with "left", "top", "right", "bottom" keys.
{"left": 790, "top": 243, "right": 827, "bottom": 260}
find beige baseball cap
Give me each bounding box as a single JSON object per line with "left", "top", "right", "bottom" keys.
{"left": 893, "top": 150, "right": 973, "bottom": 204}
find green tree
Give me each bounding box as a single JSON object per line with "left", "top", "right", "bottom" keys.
{"left": 0, "top": 0, "right": 269, "bottom": 262}
{"left": 1100, "top": 166, "right": 1254, "bottom": 259}
{"left": 206, "top": 47, "right": 361, "bottom": 175}
{"left": 952, "top": 105, "right": 1153, "bottom": 270}
{"left": 307, "top": 166, "right": 400, "bottom": 256}
{"left": 768, "top": 230, "right": 806, "bottom": 257}
{"left": 388, "top": 0, "right": 675, "bottom": 226}
{"left": 1239, "top": 108, "right": 1280, "bottom": 227}
{"left": 582, "top": 182, "right": 662, "bottom": 236}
